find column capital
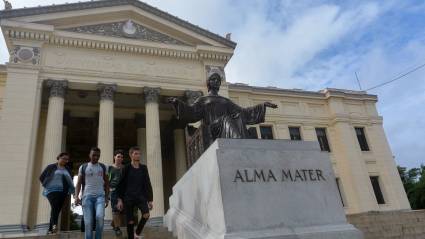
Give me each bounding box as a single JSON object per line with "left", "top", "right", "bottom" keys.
{"left": 45, "top": 79, "right": 68, "bottom": 98}
{"left": 144, "top": 87, "right": 161, "bottom": 103}
{"left": 184, "top": 90, "right": 203, "bottom": 105}
{"left": 135, "top": 113, "right": 146, "bottom": 128}
{"left": 97, "top": 83, "right": 117, "bottom": 101}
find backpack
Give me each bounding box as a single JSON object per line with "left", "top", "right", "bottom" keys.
{"left": 81, "top": 162, "right": 107, "bottom": 191}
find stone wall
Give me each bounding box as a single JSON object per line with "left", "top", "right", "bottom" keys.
{"left": 347, "top": 210, "right": 425, "bottom": 239}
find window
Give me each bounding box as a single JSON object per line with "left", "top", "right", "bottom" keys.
{"left": 355, "top": 127, "right": 370, "bottom": 151}
{"left": 248, "top": 127, "right": 258, "bottom": 139}
{"left": 370, "top": 176, "right": 385, "bottom": 204}
{"left": 289, "top": 127, "right": 302, "bottom": 140}
{"left": 336, "top": 178, "right": 346, "bottom": 207}
{"left": 260, "top": 126, "right": 274, "bottom": 139}
{"left": 315, "top": 128, "right": 331, "bottom": 152}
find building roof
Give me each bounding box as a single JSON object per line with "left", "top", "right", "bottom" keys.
{"left": 0, "top": 0, "right": 237, "bottom": 49}
{"left": 228, "top": 82, "right": 378, "bottom": 100}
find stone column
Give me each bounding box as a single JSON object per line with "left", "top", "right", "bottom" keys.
{"left": 97, "top": 84, "right": 116, "bottom": 224}
{"left": 0, "top": 67, "right": 42, "bottom": 231}
{"left": 97, "top": 84, "right": 117, "bottom": 164}
{"left": 144, "top": 87, "right": 164, "bottom": 217}
{"left": 174, "top": 127, "right": 187, "bottom": 180}
{"left": 169, "top": 116, "right": 188, "bottom": 180}
{"left": 36, "top": 80, "right": 68, "bottom": 231}
{"left": 135, "top": 113, "right": 147, "bottom": 165}
{"left": 62, "top": 111, "right": 70, "bottom": 152}
{"left": 59, "top": 110, "right": 70, "bottom": 231}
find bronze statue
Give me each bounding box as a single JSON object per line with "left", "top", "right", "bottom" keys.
{"left": 167, "top": 70, "right": 277, "bottom": 147}
{"left": 3, "top": 0, "right": 12, "bottom": 10}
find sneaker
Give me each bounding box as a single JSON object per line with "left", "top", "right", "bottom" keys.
{"left": 114, "top": 227, "right": 122, "bottom": 237}
{"left": 52, "top": 225, "right": 58, "bottom": 234}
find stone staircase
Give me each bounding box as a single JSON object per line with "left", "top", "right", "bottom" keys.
{"left": 3, "top": 226, "right": 176, "bottom": 239}
{"left": 347, "top": 210, "right": 425, "bottom": 239}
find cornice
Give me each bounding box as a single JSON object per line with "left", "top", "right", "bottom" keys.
{"left": 228, "top": 83, "right": 378, "bottom": 102}
{"left": 3, "top": 27, "right": 232, "bottom": 62}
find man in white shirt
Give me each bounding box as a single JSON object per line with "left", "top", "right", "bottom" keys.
{"left": 75, "top": 147, "right": 110, "bottom": 239}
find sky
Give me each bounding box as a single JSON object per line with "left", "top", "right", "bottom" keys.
{"left": 1, "top": 0, "right": 424, "bottom": 169}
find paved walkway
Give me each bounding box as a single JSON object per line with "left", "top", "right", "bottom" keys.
{"left": 8, "top": 227, "right": 176, "bottom": 239}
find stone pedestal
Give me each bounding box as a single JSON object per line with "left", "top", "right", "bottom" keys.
{"left": 164, "top": 139, "right": 363, "bottom": 239}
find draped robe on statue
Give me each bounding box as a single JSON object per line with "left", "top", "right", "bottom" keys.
{"left": 173, "top": 95, "right": 267, "bottom": 145}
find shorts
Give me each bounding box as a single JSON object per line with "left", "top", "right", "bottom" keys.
{"left": 124, "top": 199, "right": 149, "bottom": 223}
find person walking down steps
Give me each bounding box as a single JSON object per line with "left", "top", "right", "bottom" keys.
{"left": 39, "top": 152, "right": 75, "bottom": 234}
{"left": 117, "top": 146, "right": 153, "bottom": 239}
{"left": 109, "top": 150, "right": 125, "bottom": 236}
{"left": 74, "top": 147, "right": 110, "bottom": 239}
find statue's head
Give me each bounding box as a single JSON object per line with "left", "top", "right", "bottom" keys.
{"left": 207, "top": 73, "right": 222, "bottom": 93}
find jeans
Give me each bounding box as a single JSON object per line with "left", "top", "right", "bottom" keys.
{"left": 46, "top": 192, "right": 67, "bottom": 232}
{"left": 82, "top": 195, "right": 105, "bottom": 239}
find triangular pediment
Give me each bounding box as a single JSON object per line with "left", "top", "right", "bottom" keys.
{"left": 62, "top": 20, "right": 188, "bottom": 46}
{"left": 0, "top": 0, "right": 236, "bottom": 49}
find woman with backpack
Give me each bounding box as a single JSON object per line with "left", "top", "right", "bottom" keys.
{"left": 39, "top": 152, "right": 75, "bottom": 234}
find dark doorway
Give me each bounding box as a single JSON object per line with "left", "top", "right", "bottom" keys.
{"left": 114, "top": 118, "right": 137, "bottom": 164}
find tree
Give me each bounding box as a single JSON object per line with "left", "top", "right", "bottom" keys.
{"left": 398, "top": 165, "right": 425, "bottom": 210}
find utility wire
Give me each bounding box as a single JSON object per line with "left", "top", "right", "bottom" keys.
{"left": 365, "top": 62, "right": 425, "bottom": 91}
{"left": 355, "top": 71, "right": 362, "bottom": 90}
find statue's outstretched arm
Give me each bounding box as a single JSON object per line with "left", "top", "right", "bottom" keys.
{"left": 167, "top": 97, "right": 202, "bottom": 123}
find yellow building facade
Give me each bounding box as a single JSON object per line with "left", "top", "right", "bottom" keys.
{"left": 0, "top": 0, "right": 410, "bottom": 235}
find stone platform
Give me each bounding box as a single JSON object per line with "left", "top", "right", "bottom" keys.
{"left": 164, "top": 139, "right": 363, "bottom": 239}
{"left": 2, "top": 227, "right": 175, "bottom": 239}
{"left": 347, "top": 210, "right": 425, "bottom": 239}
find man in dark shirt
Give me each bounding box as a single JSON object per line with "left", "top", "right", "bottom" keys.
{"left": 117, "top": 146, "right": 153, "bottom": 239}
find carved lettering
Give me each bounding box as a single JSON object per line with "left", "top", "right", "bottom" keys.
{"left": 282, "top": 170, "right": 293, "bottom": 182}
{"left": 234, "top": 170, "right": 244, "bottom": 182}
{"left": 316, "top": 170, "right": 326, "bottom": 181}
{"left": 244, "top": 169, "right": 254, "bottom": 182}
{"left": 254, "top": 170, "right": 266, "bottom": 182}
{"left": 294, "top": 170, "right": 304, "bottom": 182}
{"left": 233, "top": 168, "right": 327, "bottom": 183}
{"left": 267, "top": 170, "right": 277, "bottom": 182}
{"left": 308, "top": 169, "right": 316, "bottom": 181}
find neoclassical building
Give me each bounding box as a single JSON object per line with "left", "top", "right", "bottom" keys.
{"left": 0, "top": 0, "right": 410, "bottom": 235}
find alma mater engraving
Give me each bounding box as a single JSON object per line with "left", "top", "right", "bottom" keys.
{"left": 233, "top": 169, "right": 326, "bottom": 183}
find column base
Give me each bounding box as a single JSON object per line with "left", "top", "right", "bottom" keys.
{"left": 147, "top": 217, "right": 163, "bottom": 227}
{"left": 0, "top": 224, "right": 31, "bottom": 237}
{"left": 34, "top": 223, "right": 49, "bottom": 235}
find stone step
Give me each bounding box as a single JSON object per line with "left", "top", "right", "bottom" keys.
{"left": 4, "top": 226, "right": 176, "bottom": 239}
{"left": 347, "top": 210, "right": 425, "bottom": 239}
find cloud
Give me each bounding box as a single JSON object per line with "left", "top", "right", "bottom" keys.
{"left": 293, "top": 26, "right": 425, "bottom": 169}
{"left": 226, "top": 2, "right": 381, "bottom": 87}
